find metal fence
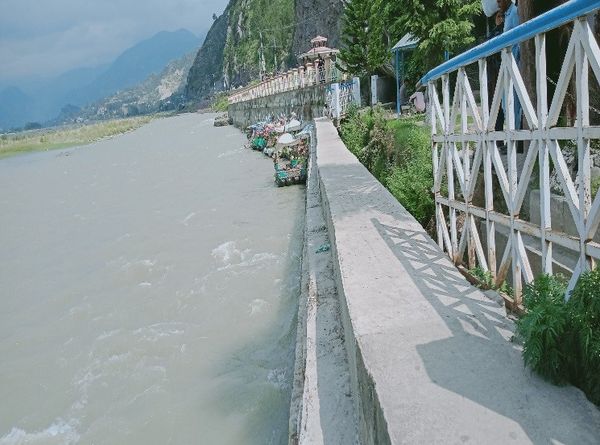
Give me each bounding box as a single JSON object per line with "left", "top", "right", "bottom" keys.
{"left": 228, "top": 60, "right": 349, "bottom": 104}
{"left": 325, "top": 79, "right": 361, "bottom": 120}
{"left": 422, "top": 0, "right": 600, "bottom": 306}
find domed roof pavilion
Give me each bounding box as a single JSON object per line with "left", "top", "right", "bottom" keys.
{"left": 297, "top": 36, "right": 340, "bottom": 63}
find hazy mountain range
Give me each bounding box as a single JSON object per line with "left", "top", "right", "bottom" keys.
{"left": 0, "top": 29, "right": 202, "bottom": 131}
{"left": 67, "top": 51, "right": 197, "bottom": 122}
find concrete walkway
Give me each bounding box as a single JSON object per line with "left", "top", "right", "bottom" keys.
{"left": 313, "top": 118, "right": 600, "bottom": 444}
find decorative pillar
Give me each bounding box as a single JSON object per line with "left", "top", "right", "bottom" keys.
{"left": 299, "top": 66, "right": 305, "bottom": 88}
{"left": 324, "top": 55, "right": 332, "bottom": 83}
{"left": 306, "top": 63, "right": 315, "bottom": 86}
{"left": 331, "top": 83, "right": 341, "bottom": 119}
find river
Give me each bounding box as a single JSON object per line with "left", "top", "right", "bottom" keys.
{"left": 0, "top": 113, "right": 304, "bottom": 444}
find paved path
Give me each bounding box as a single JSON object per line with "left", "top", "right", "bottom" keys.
{"left": 313, "top": 118, "right": 600, "bottom": 444}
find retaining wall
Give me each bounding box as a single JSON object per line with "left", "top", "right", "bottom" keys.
{"left": 312, "top": 118, "right": 600, "bottom": 444}
{"left": 228, "top": 85, "right": 327, "bottom": 129}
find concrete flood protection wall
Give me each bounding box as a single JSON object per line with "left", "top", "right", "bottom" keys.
{"left": 293, "top": 118, "right": 600, "bottom": 444}
{"left": 228, "top": 85, "right": 326, "bottom": 129}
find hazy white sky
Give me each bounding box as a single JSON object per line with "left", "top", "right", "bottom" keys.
{"left": 0, "top": 0, "right": 228, "bottom": 87}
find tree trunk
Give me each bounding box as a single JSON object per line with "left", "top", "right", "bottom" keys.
{"left": 519, "top": 0, "right": 536, "bottom": 112}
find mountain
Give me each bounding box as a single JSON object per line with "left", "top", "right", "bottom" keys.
{"left": 292, "top": 0, "right": 344, "bottom": 57}
{"left": 64, "top": 51, "right": 196, "bottom": 123}
{"left": 29, "top": 65, "right": 108, "bottom": 121}
{"left": 0, "top": 29, "right": 203, "bottom": 130}
{"left": 185, "top": 10, "right": 230, "bottom": 102}
{"left": 185, "top": 0, "right": 344, "bottom": 105}
{"left": 0, "top": 87, "right": 34, "bottom": 131}
{"left": 68, "top": 29, "right": 202, "bottom": 106}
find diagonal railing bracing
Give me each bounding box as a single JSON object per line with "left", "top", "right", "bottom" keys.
{"left": 422, "top": 0, "right": 600, "bottom": 306}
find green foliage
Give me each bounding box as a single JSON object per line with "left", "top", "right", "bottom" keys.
{"left": 338, "top": 104, "right": 373, "bottom": 157}
{"left": 339, "top": 107, "right": 436, "bottom": 227}
{"left": 517, "top": 272, "right": 600, "bottom": 406}
{"left": 222, "top": 0, "right": 294, "bottom": 84}
{"left": 339, "top": 0, "right": 389, "bottom": 77}
{"left": 592, "top": 175, "right": 600, "bottom": 198}
{"left": 0, "top": 115, "right": 156, "bottom": 159}
{"left": 359, "top": 110, "right": 394, "bottom": 180}
{"left": 518, "top": 275, "right": 571, "bottom": 384}
{"left": 385, "top": 117, "right": 434, "bottom": 225}
{"left": 470, "top": 267, "right": 495, "bottom": 288}
{"left": 212, "top": 93, "right": 229, "bottom": 112}
{"left": 389, "top": 0, "right": 481, "bottom": 69}
{"left": 568, "top": 268, "right": 600, "bottom": 404}
{"left": 468, "top": 267, "right": 514, "bottom": 296}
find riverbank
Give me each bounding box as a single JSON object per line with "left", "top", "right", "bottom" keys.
{"left": 0, "top": 114, "right": 162, "bottom": 159}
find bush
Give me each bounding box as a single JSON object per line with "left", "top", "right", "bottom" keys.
{"left": 339, "top": 104, "right": 372, "bottom": 157}
{"left": 385, "top": 118, "right": 434, "bottom": 226}
{"left": 568, "top": 268, "right": 600, "bottom": 404}
{"left": 517, "top": 272, "right": 600, "bottom": 405}
{"left": 212, "top": 93, "right": 229, "bottom": 112}
{"left": 339, "top": 108, "right": 436, "bottom": 227}
{"left": 518, "top": 275, "right": 571, "bottom": 384}
{"left": 358, "top": 110, "right": 394, "bottom": 181}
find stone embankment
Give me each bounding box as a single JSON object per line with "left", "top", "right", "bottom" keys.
{"left": 228, "top": 85, "right": 326, "bottom": 129}
{"left": 289, "top": 118, "right": 600, "bottom": 444}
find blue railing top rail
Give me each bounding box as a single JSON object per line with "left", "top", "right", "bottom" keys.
{"left": 420, "top": 0, "right": 600, "bottom": 85}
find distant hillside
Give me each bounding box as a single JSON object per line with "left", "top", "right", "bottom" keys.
{"left": 68, "top": 29, "right": 202, "bottom": 106}
{"left": 0, "top": 29, "right": 203, "bottom": 131}
{"left": 0, "top": 87, "right": 33, "bottom": 131}
{"left": 184, "top": 0, "right": 344, "bottom": 105}
{"left": 66, "top": 52, "right": 196, "bottom": 122}
{"left": 29, "top": 65, "right": 108, "bottom": 121}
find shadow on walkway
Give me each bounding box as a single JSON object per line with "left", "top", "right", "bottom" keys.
{"left": 373, "top": 218, "right": 600, "bottom": 444}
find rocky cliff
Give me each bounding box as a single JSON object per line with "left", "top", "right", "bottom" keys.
{"left": 185, "top": 9, "right": 230, "bottom": 103}
{"left": 222, "top": 0, "right": 295, "bottom": 88}
{"left": 185, "top": 0, "right": 344, "bottom": 104}
{"left": 291, "top": 0, "right": 344, "bottom": 57}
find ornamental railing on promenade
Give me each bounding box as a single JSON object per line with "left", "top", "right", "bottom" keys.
{"left": 228, "top": 59, "right": 347, "bottom": 105}
{"left": 422, "top": 0, "right": 600, "bottom": 306}
{"left": 227, "top": 59, "right": 361, "bottom": 119}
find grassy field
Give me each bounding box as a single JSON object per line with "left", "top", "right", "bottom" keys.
{"left": 0, "top": 115, "right": 158, "bottom": 159}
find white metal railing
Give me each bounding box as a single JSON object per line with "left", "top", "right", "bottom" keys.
{"left": 422, "top": 0, "right": 600, "bottom": 305}
{"left": 228, "top": 58, "right": 348, "bottom": 105}
{"left": 325, "top": 78, "right": 361, "bottom": 119}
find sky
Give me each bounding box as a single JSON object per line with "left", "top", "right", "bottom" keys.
{"left": 0, "top": 0, "right": 228, "bottom": 88}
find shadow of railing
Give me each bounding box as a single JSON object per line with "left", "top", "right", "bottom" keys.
{"left": 372, "top": 217, "right": 599, "bottom": 444}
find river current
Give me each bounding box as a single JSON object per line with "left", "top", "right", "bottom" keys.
{"left": 0, "top": 114, "right": 304, "bottom": 444}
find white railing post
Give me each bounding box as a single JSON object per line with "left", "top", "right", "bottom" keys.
{"left": 352, "top": 77, "right": 361, "bottom": 107}
{"left": 331, "top": 83, "right": 341, "bottom": 119}
{"left": 424, "top": 1, "right": 600, "bottom": 303}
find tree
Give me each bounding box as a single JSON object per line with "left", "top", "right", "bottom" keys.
{"left": 339, "top": 0, "right": 388, "bottom": 77}
{"left": 385, "top": 0, "right": 481, "bottom": 72}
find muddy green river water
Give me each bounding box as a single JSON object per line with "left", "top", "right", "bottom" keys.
{"left": 0, "top": 113, "right": 304, "bottom": 444}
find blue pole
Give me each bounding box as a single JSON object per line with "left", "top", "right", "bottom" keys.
{"left": 395, "top": 50, "right": 401, "bottom": 116}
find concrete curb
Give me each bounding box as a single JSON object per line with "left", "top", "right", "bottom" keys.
{"left": 312, "top": 117, "right": 600, "bottom": 444}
